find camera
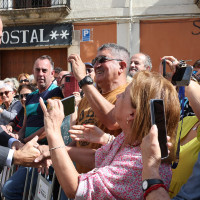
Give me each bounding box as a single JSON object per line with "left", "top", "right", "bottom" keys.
{"left": 171, "top": 60, "right": 193, "bottom": 86}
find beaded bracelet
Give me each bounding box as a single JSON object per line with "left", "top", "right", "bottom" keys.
{"left": 49, "top": 145, "right": 65, "bottom": 152}
{"left": 143, "top": 184, "right": 167, "bottom": 199}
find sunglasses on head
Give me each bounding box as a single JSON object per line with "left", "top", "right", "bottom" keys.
{"left": 86, "top": 68, "right": 94, "bottom": 73}
{"left": 0, "top": 91, "right": 11, "bottom": 96}
{"left": 20, "top": 79, "right": 29, "bottom": 83}
{"left": 92, "top": 55, "right": 123, "bottom": 66}
{"left": 19, "top": 93, "right": 29, "bottom": 99}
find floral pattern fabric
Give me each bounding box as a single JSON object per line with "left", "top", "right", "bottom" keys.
{"left": 76, "top": 132, "right": 172, "bottom": 200}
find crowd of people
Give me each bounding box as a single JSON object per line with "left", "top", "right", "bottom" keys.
{"left": 1, "top": 16, "right": 200, "bottom": 200}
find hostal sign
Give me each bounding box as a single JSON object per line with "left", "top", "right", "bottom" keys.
{"left": 0, "top": 23, "right": 72, "bottom": 48}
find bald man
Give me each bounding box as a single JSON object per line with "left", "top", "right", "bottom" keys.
{"left": 128, "top": 53, "right": 152, "bottom": 77}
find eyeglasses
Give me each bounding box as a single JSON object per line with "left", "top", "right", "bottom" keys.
{"left": 20, "top": 79, "right": 29, "bottom": 83}
{"left": 92, "top": 55, "right": 123, "bottom": 66}
{"left": 60, "top": 84, "right": 65, "bottom": 90}
{"left": 19, "top": 93, "right": 29, "bottom": 99}
{"left": 86, "top": 68, "right": 94, "bottom": 74}
{"left": 0, "top": 91, "right": 10, "bottom": 96}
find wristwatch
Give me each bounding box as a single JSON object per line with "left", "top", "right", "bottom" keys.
{"left": 78, "top": 76, "right": 93, "bottom": 88}
{"left": 142, "top": 179, "right": 164, "bottom": 192}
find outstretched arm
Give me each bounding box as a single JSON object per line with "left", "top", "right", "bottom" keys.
{"left": 141, "top": 125, "right": 170, "bottom": 200}
{"left": 69, "top": 124, "right": 113, "bottom": 145}
{"left": 39, "top": 97, "right": 91, "bottom": 198}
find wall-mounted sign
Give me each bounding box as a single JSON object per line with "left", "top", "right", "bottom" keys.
{"left": 0, "top": 23, "right": 72, "bottom": 48}
{"left": 192, "top": 20, "right": 200, "bottom": 35}
{"left": 82, "top": 29, "right": 90, "bottom": 42}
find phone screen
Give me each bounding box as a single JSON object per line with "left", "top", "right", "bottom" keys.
{"left": 61, "top": 95, "right": 75, "bottom": 116}
{"left": 150, "top": 99, "right": 168, "bottom": 159}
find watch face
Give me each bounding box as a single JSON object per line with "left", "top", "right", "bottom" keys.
{"left": 142, "top": 180, "right": 148, "bottom": 190}
{"left": 85, "top": 76, "right": 93, "bottom": 83}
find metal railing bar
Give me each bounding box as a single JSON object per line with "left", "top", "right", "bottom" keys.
{"left": 57, "top": 186, "right": 62, "bottom": 200}
{"left": 0, "top": 166, "right": 65, "bottom": 200}
{"left": 28, "top": 168, "right": 35, "bottom": 200}
{"left": 22, "top": 167, "right": 30, "bottom": 200}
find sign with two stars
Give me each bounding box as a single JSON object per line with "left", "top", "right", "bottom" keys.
{"left": 0, "top": 23, "right": 72, "bottom": 48}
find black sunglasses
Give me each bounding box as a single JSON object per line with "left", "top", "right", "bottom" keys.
{"left": 92, "top": 55, "right": 123, "bottom": 66}
{"left": 19, "top": 93, "right": 29, "bottom": 99}
{"left": 0, "top": 91, "right": 10, "bottom": 96}
{"left": 20, "top": 79, "right": 29, "bottom": 83}
{"left": 86, "top": 68, "right": 94, "bottom": 73}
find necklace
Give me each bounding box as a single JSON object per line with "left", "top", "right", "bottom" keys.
{"left": 193, "top": 126, "right": 198, "bottom": 131}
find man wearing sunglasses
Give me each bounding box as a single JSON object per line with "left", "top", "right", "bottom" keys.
{"left": 68, "top": 43, "right": 129, "bottom": 173}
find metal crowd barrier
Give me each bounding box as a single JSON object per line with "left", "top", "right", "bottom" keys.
{"left": 0, "top": 165, "right": 65, "bottom": 200}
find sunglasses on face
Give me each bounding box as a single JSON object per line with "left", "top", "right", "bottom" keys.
{"left": 86, "top": 68, "right": 94, "bottom": 74}
{"left": 20, "top": 79, "right": 29, "bottom": 83}
{"left": 92, "top": 55, "right": 123, "bottom": 66}
{"left": 19, "top": 93, "right": 29, "bottom": 100}
{"left": 0, "top": 91, "right": 11, "bottom": 96}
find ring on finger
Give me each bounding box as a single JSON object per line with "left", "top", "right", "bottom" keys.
{"left": 48, "top": 106, "right": 53, "bottom": 111}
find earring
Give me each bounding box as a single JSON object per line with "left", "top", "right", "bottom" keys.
{"left": 126, "top": 117, "right": 129, "bottom": 125}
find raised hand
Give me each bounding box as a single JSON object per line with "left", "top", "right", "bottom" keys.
{"left": 69, "top": 124, "right": 109, "bottom": 145}
{"left": 68, "top": 54, "right": 87, "bottom": 82}
{"left": 159, "top": 56, "right": 179, "bottom": 80}
{"left": 39, "top": 97, "right": 64, "bottom": 137}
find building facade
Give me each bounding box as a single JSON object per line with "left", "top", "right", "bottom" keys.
{"left": 0, "top": 0, "right": 199, "bottom": 78}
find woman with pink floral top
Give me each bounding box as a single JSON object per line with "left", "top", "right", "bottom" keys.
{"left": 39, "top": 71, "right": 180, "bottom": 199}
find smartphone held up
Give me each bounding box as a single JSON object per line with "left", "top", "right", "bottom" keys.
{"left": 61, "top": 95, "right": 75, "bottom": 116}
{"left": 150, "top": 99, "right": 169, "bottom": 159}
{"left": 63, "top": 74, "right": 80, "bottom": 97}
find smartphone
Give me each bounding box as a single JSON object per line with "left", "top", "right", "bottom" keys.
{"left": 150, "top": 99, "right": 168, "bottom": 159}
{"left": 162, "top": 59, "right": 166, "bottom": 77}
{"left": 171, "top": 65, "right": 193, "bottom": 86}
{"left": 64, "top": 75, "right": 79, "bottom": 97}
{"left": 61, "top": 95, "right": 75, "bottom": 116}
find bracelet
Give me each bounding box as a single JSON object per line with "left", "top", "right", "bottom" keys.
{"left": 143, "top": 184, "right": 167, "bottom": 199}
{"left": 49, "top": 145, "right": 65, "bottom": 152}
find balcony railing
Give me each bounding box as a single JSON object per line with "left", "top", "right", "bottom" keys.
{"left": 195, "top": 0, "right": 200, "bottom": 8}
{"left": 0, "top": 0, "right": 70, "bottom": 9}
